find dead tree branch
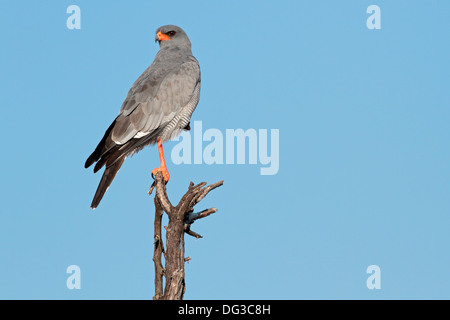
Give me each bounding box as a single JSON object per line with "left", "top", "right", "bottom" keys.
{"left": 152, "top": 195, "right": 165, "bottom": 300}
{"left": 149, "top": 172, "right": 224, "bottom": 300}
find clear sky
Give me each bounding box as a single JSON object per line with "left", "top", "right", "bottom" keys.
{"left": 1, "top": 0, "right": 450, "bottom": 299}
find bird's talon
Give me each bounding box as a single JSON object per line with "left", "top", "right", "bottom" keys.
{"left": 152, "top": 167, "right": 170, "bottom": 182}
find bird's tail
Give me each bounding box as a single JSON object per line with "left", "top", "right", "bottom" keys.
{"left": 90, "top": 157, "right": 126, "bottom": 209}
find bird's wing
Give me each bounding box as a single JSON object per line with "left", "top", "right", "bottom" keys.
{"left": 85, "top": 56, "right": 200, "bottom": 169}
{"left": 111, "top": 57, "right": 201, "bottom": 145}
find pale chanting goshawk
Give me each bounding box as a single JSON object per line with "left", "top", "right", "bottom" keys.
{"left": 85, "top": 25, "right": 201, "bottom": 209}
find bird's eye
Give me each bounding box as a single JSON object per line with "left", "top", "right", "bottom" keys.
{"left": 167, "top": 31, "right": 176, "bottom": 36}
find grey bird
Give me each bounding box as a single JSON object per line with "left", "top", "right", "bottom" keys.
{"left": 85, "top": 25, "right": 201, "bottom": 209}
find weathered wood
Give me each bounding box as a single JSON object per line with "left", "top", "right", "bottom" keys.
{"left": 150, "top": 172, "right": 223, "bottom": 300}
{"left": 152, "top": 196, "right": 164, "bottom": 300}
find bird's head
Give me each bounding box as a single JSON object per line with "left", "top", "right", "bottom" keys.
{"left": 155, "top": 25, "right": 191, "bottom": 48}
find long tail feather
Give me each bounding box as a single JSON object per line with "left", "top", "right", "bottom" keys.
{"left": 90, "top": 157, "right": 126, "bottom": 209}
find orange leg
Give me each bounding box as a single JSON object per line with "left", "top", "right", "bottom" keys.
{"left": 152, "top": 139, "right": 170, "bottom": 182}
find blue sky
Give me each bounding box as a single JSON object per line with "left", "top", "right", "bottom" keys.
{"left": 1, "top": 0, "right": 450, "bottom": 299}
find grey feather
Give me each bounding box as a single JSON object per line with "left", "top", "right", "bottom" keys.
{"left": 112, "top": 53, "right": 200, "bottom": 145}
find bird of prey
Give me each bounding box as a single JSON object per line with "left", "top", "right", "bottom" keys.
{"left": 85, "top": 25, "right": 201, "bottom": 209}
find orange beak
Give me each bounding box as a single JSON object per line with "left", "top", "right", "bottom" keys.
{"left": 156, "top": 31, "right": 171, "bottom": 42}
